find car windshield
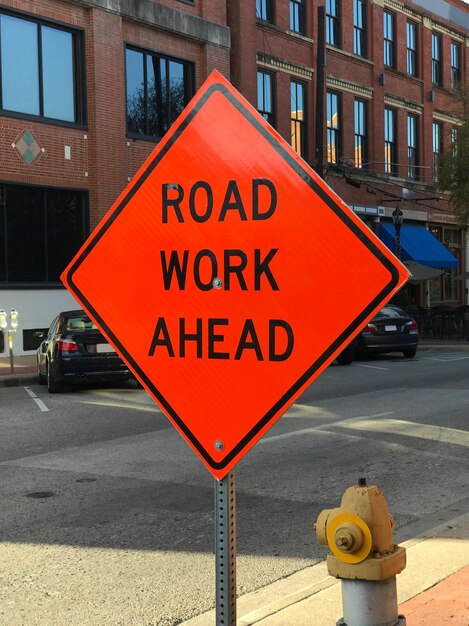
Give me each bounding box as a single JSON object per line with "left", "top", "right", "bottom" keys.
{"left": 375, "top": 305, "right": 407, "bottom": 319}
{"left": 65, "top": 315, "right": 98, "bottom": 331}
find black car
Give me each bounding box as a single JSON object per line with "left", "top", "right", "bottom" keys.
{"left": 355, "top": 304, "right": 419, "bottom": 358}
{"left": 37, "top": 309, "right": 134, "bottom": 393}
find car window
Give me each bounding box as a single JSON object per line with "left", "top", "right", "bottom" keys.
{"left": 48, "top": 316, "right": 60, "bottom": 339}
{"left": 375, "top": 305, "right": 406, "bottom": 318}
{"left": 66, "top": 315, "right": 98, "bottom": 331}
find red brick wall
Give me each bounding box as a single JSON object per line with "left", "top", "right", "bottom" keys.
{"left": 0, "top": 0, "right": 230, "bottom": 230}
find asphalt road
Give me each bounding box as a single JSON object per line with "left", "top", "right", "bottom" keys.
{"left": 0, "top": 351, "right": 468, "bottom": 625}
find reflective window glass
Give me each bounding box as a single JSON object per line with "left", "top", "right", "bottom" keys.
{"left": 42, "top": 26, "right": 75, "bottom": 121}
{"left": 1, "top": 14, "right": 39, "bottom": 115}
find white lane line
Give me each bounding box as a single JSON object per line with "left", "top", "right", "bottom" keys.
{"left": 260, "top": 411, "right": 394, "bottom": 443}
{"left": 353, "top": 363, "right": 389, "bottom": 371}
{"left": 23, "top": 387, "right": 49, "bottom": 412}
{"left": 424, "top": 356, "right": 469, "bottom": 362}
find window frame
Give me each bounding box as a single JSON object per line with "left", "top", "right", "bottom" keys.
{"left": 432, "top": 121, "right": 443, "bottom": 182}
{"left": 384, "top": 107, "right": 397, "bottom": 176}
{"left": 432, "top": 32, "right": 442, "bottom": 86}
{"left": 406, "top": 20, "right": 418, "bottom": 77}
{"left": 125, "top": 44, "right": 194, "bottom": 141}
{"left": 354, "top": 98, "right": 367, "bottom": 169}
{"left": 0, "top": 8, "right": 86, "bottom": 127}
{"left": 407, "top": 114, "right": 419, "bottom": 180}
{"left": 257, "top": 69, "right": 275, "bottom": 127}
{"left": 326, "top": 0, "right": 341, "bottom": 48}
{"left": 326, "top": 90, "right": 341, "bottom": 164}
{"left": 290, "top": 79, "right": 307, "bottom": 160}
{"left": 0, "top": 182, "right": 89, "bottom": 287}
{"left": 353, "top": 0, "right": 367, "bottom": 58}
{"left": 383, "top": 10, "right": 395, "bottom": 69}
{"left": 289, "top": 0, "right": 306, "bottom": 35}
{"left": 256, "top": 0, "right": 274, "bottom": 23}
{"left": 450, "top": 41, "right": 461, "bottom": 90}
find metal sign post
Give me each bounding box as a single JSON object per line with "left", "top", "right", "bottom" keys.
{"left": 215, "top": 471, "right": 236, "bottom": 626}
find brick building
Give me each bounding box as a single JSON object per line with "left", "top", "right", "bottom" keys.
{"left": 0, "top": 0, "right": 468, "bottom": 355}
{"left": 232, "top": 0, "right": 469, "bottom": 310}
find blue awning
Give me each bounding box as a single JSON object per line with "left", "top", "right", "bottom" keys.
{"left": 379, "top": 223, "right": 458, "bottom": 269}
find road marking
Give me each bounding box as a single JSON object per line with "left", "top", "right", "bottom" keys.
{"left": 340, "top": 418, "right": 469, "bottom": 448}
{"left": 353, "top": 363, "right": 389, "bottom": 371}
{"left": 424, "top": 356, "right": 469, "bottom": 362}
{"left": 260, "top": 412, "right": 394, "bottom": 443}
{"left": 23, "top": 387, "right": 49, "bottom": 412}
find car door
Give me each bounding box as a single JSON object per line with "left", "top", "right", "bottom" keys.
{"left": 38, "top": 315, "right": 59, "bottom": 372}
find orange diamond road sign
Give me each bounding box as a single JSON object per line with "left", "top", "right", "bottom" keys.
{"left": 62, "top": 70, "right": 408, "bottom": 479}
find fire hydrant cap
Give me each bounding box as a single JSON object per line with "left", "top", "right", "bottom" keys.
{"left": 326, "top": 513, "right": 373, "bottom": 564}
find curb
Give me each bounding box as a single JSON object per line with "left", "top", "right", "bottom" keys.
{"left": 0, "top": 372, "right": 37, "bottom": 387}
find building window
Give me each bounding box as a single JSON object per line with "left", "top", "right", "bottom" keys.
{"left": 126, "top": 46, "right": 194, "bottom": 139}
{"left": 406, "top": 21, "right": 418, "bottom": 77}
{"left": 326, "top": 91, "right": 340, "bottom": 164}
{"left": 0, "top": 11, "right": 85, "bottom": 124}
{"left": 0, "top": 184, "right": 88, "bottom": 285}
{"left": 407, "top": 114, "right": 419, "bottom": 180}
{"left": 383, "top": 11, "right": 395, "bottom": 69}
{"left": 257, "top": 70, "right": 275, "bottom": 126}
{"left": 432, "top": 33, "right": 442, "bottom": 86}
{"left": 256, "top": 0, "right": 274, "bottom": 23}
{"left": 432, "top": 121, "right": 442, "bottom": 182}
{"left": 326, "top": 0, "right": 340, "bottom": 48}
{"left": 384, "top": 108, "right": 397, "bottom": 176}
{"left": 353, "top": 0, "right": 366, "bottom": 57}
{"left": 290, "top": 0, "right": 305, "bottom": 34}
{"left": 451, "top": 126, "right": 459, "bottom": 156}
{"left": 354, "top": 99, "right": 367, "bottom": 169}
{"left": 451, "top": 42, "right": 461, "bottom": 90}
{"left": 291, "top": 80, "right": 307, "bottom": 159}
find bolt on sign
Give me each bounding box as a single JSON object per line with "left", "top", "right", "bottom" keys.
{"left": 62, "top": 70, "right": 408, "bottom": 479}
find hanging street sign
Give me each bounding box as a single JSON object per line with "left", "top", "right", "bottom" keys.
{"left": 62, "top": 70, "right": 408, "bottom": 479}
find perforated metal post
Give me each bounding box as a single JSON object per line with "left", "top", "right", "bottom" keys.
{"left": 215, "top": 471, "right": 236, "bottom": 626}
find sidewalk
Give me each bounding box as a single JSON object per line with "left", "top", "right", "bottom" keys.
{"left": 181, "top": 512, "right": 469, "bottom": 626}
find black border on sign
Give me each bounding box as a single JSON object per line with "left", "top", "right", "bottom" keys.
{"left": 66, "top": 82, "right": 400, "bottom": 472}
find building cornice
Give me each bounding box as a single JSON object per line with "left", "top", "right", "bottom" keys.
{"left": 384, "top": 94, "right": 423, "bottom": 114}
{"left": 326, "top": 76, "right": 373, "bottom": 99}
{"left": 67, "top": 0, "right": 230, "bottom": 48}
{"left": 383, "top": 0, "right": 422, "bottom": 23}
{"left": 257, "top": 53, "right": 313, "bottom": 80}
{"left": 433, "top": 110, "right": 463, "bottom": 125}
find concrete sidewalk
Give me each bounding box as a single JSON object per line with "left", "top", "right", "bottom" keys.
{"left": 181, "top": 512, "right": 469, "bottom": 625}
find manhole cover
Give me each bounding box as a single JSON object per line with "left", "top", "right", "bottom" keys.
{"left": 26, "top": 491, "right": 55, "bottom": 499}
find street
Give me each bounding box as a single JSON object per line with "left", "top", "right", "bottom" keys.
{"left": 0, "top": 350, "right": 468, "bottom": 625}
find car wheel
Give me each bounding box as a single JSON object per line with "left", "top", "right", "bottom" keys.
{"left": 37, "top": 358, "right": 46, "bottom": 385}
{"left": 47, "top": 362, "right": 62, "bottom": 393}
{"left": 403, "top": 348, "right": 417, "bottom": 358}
{"left": 336, "top": 348, "right": 354, "bottom": 365}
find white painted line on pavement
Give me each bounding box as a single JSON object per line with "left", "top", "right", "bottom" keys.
{"left": 260, "top": 411, "right": 394, "bottom": 443}
{"left": 353, "top": 363, "right": 389, "bottom": 371}
{"left": 23, "top": 387, "right": 49, "bottom": 412}
{"left": 424, "top": 356, "right": 469, "bottom": 362}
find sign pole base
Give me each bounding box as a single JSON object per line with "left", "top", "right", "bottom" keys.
{"left": 215, "top": 471, "right": 236, "bottom": 625}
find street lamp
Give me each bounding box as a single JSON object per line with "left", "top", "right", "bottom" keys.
{"left": 392, "top": 207, "right": 404, "bottom": 260}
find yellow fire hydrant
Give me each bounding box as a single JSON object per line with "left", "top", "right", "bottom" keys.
{"left": 314, "top": 478, "right": 406, "bottom": 626}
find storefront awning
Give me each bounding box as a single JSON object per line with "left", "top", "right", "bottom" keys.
{"left": 379, "top": 223, "right": 458, "bottom": 269}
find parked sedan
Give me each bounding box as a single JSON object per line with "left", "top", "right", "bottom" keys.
{"left": 356, "top": 304, "right": 419, "bottom": 358}
{"left": 37, "top": 309, "right": 134, "bottom": 393}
